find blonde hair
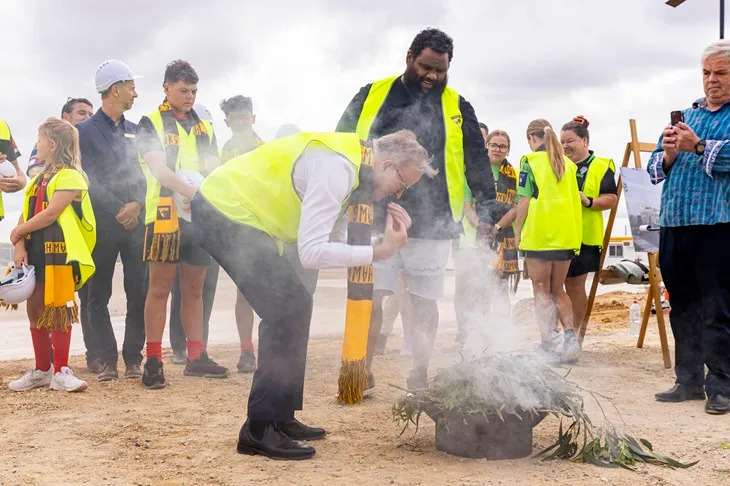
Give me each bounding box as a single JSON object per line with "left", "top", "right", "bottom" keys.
{"left": 37, "top": 117, "right": 82, "bottom": 173}
{"left": 373, "top": 129, "right": 438, "bottom": 179}
{"left": 526, "top": 119, "right": 565, "bottom": 181}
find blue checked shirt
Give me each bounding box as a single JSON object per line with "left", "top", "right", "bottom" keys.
{"left": 648, "top": 98, "right": 730, "bottom": 227}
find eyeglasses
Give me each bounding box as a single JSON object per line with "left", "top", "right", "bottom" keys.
{"left": 393, "top": 164, "right": 411, "bottom": 191}
{"left": 487, "top": 143, "right": 510, "bottom": 152}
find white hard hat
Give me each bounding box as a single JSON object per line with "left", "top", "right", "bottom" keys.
{"left": 94, "top": 59, "right": 142, "bottom": 93}
{"left": 174, "top": 170, "right": 205, "bottom": 223}
{"left": 0, "top": 264, "right": 36, "bottom": 305}
{"left": 193, "top": 104, "right": 214, "bottom": 123}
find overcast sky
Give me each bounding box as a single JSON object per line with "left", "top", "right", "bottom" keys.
{"left": 0, "top": 0, "right": 722, "bottom": 241}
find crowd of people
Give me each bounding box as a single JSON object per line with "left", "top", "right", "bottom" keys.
{"left": 0, "top": 28, "right": 727, "bottom": 461}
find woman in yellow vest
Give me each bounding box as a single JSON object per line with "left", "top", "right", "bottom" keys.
{"left": 8, "top": 118, "right": 96, "bottom": 393}
{"left": 514, "top": 119, "right": 581, "bottom": 362}
{"left": 560, "top": 116, "right": 617, "bottom": 338}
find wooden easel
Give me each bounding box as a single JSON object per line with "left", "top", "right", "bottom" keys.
{"left": 578, "top": 119, "right": 672, "bottom": 369}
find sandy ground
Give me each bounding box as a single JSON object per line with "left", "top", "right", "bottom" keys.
{"left": 0, "top": 274, "right": 728, "bottom": 485}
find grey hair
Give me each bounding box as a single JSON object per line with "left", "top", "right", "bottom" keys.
{"left": 373, "top": 129, "right": 438, "bottom": 179}
{"left": 702, "top": 40, "right": 730, "bottom": 64}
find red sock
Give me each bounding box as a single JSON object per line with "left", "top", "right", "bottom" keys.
{"left": 51, "top": 329, "right": 72, "bottom": 373}
{"left": 187, "top": 340, "right": 204, "bottom": 361}
{"left": 30, "top": 328, "right": 51, "bottom": 372}
{"left": 146, "top": 341, "right": 162, "bottom": 361}
{"left": 240, "top": 339, "right": 254, "bottom": 353}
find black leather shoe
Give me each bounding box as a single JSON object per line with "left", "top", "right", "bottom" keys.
{"left": 276, "top": 418, "right": 326, "bottom": 441}
{"left": 705, "top": 394, "right": 730, "bottom": 415}
{"left": 237, "top": 420, "right": 315, "bottom": 460}
{"left": 655, "top": 384, "right": 705, "bottom": 402}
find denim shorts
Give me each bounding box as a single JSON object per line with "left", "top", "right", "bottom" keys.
{"left": 373, "top": 238, "right": 451, "bottom": 300}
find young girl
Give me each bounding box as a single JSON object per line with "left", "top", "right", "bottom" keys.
{"left": 8, "top": 117, "right": 96, "bottom": 392}
{"left": 514, "top": 119, "right": 582, "bottom": 363}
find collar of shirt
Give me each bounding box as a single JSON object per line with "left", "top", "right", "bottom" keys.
{"left": 97, "top": 107, "right": 126, "bottom": 129}
{"left": 692, "top": 97, "right": 730, "bottom": 112}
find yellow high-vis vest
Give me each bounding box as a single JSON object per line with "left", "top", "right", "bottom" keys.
{"left": 138, "top": 110, "right": 214, "bottom": 225}
{"left": 0, "top": 118, "right": 13, "bottom": 220}
{"left": 579, "top": 155, "right": 614, "bottom": 247}
{"left": 199, "top": 132, "right": 364, "bottom": 243}
{"left": 354, "top": 75, "right": 466, "bottom": 221}
{"left": 23, "top": 169, "right": 97, "bottom": 289}
{"left": 519, "top": 152, "right": 582, "bottom": 253}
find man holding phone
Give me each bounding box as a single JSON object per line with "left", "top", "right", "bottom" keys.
{"left": 648, "top": 40, "right": 730, "bottom": 415}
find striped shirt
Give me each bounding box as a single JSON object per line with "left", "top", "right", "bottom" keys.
{"left": 647, "top": 97, "right": 730, "bottom": 227}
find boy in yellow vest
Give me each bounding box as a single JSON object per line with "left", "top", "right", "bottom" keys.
{"left": 137, "top": 60, "right": 228, "bottom": 389}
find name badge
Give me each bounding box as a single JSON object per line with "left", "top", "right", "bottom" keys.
{"left": 124, "top": 133, "right": 136, "bottom": 139}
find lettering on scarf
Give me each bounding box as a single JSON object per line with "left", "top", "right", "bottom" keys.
{"left": 348, "top": 265, "right": 374, "bottom": 284}
{"left": 44, "top": 241, "right": 67, "bottom": 254}
{"left": 347, "top": 204, "right": 373, "bottom": 225}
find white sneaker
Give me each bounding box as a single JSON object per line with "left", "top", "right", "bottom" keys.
{"left": 8, "top": 367, "right": 53, "bottom": 391}
{"left": 50, "top": 367, "right": 88, "bottom": 392}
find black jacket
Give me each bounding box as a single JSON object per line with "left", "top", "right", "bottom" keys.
{"left": 77, "top": 109, "right": 146, "bottom": 228}
{"left": 336, "top": 76, "right": 496, "bottom": 239}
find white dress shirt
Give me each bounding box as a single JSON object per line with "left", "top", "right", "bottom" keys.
{"left": 294, "top": 146, "right": 374, "bottom": 269}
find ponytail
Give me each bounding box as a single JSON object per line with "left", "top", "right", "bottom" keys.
{"left": 526, "top": 118, "right": 566, "bottom": 181}
{"left": 543, "top": 127, "right": 565, "bottom": 181}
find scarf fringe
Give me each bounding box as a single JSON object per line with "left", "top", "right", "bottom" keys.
{"left": 336, "top": 358, "right": 368, "bottom": 404}
{"left": 36, "top": 302, "right": 78, "bottom": 332}
{"left": 0, "top": 302, "right": 19, "bottom": 311}
{"left": 147, "top": 230, "right": 180, "bottom": 263}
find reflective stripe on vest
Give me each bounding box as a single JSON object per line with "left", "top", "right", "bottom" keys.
{"left": 519, "top": 152, "right": 582, "bottom": 252}
{"left": 580, "top": 156, "right": 614, "bottom": 247}
{"left": 199, "top": 132, "right": 363, "bottom": 243}
{"left": 0, "top": 118, "right": 11, "bottom": 219}
{"left": 139, "top": 110, "right": 214, "bottom": 224}
{"left": 354, "top": 76, "right": 465, "bottom": 222}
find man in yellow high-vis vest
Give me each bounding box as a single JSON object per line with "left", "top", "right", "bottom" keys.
{"left": 191, "top": 129, "right": 434, "bottom": 460}
{"left": 136, "top": 60, "right": 228, "bottom": 389}
{"left": 336, "top": 28, "right": 498, "bottom": 392}
{"left": 0, "top": 118, "right": 26, "bottom": 220}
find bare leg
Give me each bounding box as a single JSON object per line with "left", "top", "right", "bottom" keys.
{"left": 565, "top": 273, "right": 588, "bottom": 332}
{"left": 550, "top": 261, "right": 575, "bottom": 331}
{"left": 526, "top": 257, "right": 556, "bottom": 343}
{"left": 235, "top": 290, "right": 255, "bottom": 342}
{"left": 410, "top": 294, "right": 439, "bottom": 379}
{"left": 365, "top": 291, "right": 386, "bottom": 372}
{"left": 144, "top": 262, "right": 177, "bottom": 342}
{"left": 178, "top": 263, "right": 207, "bottom": 342}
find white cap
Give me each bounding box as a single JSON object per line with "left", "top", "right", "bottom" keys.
{"left": 94, "top": 59, "right": 142, "bottom": 93}
{"left": 193, "top": 104, "right": 213, "bottom": 123}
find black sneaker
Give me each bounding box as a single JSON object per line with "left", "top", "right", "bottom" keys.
{"left": 237, "top": 350, "right": 257, "bottom": 373}
{"left": 142, "top": 358, "right": 167, "bottom": 389}
{"left": 184, "top": 351, "right": 229, "bottom": 378}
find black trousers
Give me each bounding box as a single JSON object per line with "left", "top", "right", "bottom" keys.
{"left": 168, "top": 259, "right": 219, "bottom": 352}
{"left": 659, "top": 224, "right": 730, "bottom": 397}
{"left": 192, "top": 195, "right": 313, "bottom": 421}
{"left": 86, "top": 221, "right": 147, "bottom": 366}
{"left": 77, "top": 283, "right": 99, "bottom": 362}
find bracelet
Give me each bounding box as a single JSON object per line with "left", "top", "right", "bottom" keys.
{"left": 587, "top": 197, "right": 594, "bottom": 208}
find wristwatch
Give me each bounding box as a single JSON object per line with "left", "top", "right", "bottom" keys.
{"left": 494, "top": 223, "right": 502, "bottom": 231}
{"left": 695, "top": 139, "right": 707, "bottom": 156}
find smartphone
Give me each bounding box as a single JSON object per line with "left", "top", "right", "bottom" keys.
{"left": 670, "top": 110, "right": 684, "bottom": 126}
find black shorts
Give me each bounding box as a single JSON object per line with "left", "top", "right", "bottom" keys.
{"left": 27, "top": 236, "right": 46, "bottom": 282}
{"left": 524, "top": 250, "right": 575, "bottom": 261}
{"left": 143, "top": 221, "right": 211, "bottom": 266}
{"left": 567, "top": 244, "right": 601, "bottom": 278}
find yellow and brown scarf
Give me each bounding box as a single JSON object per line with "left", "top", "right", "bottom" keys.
{"left": 492, "top": 160, "right": 520, "bottom": 290}
{"left": 29, "top": 171, "right": 82, "bottom": 330}
{"left": 145, "top": 101, "right": 210, "bottom": 263}
{"left": 337, "top": 143, "right": 375, "bottom": 404}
